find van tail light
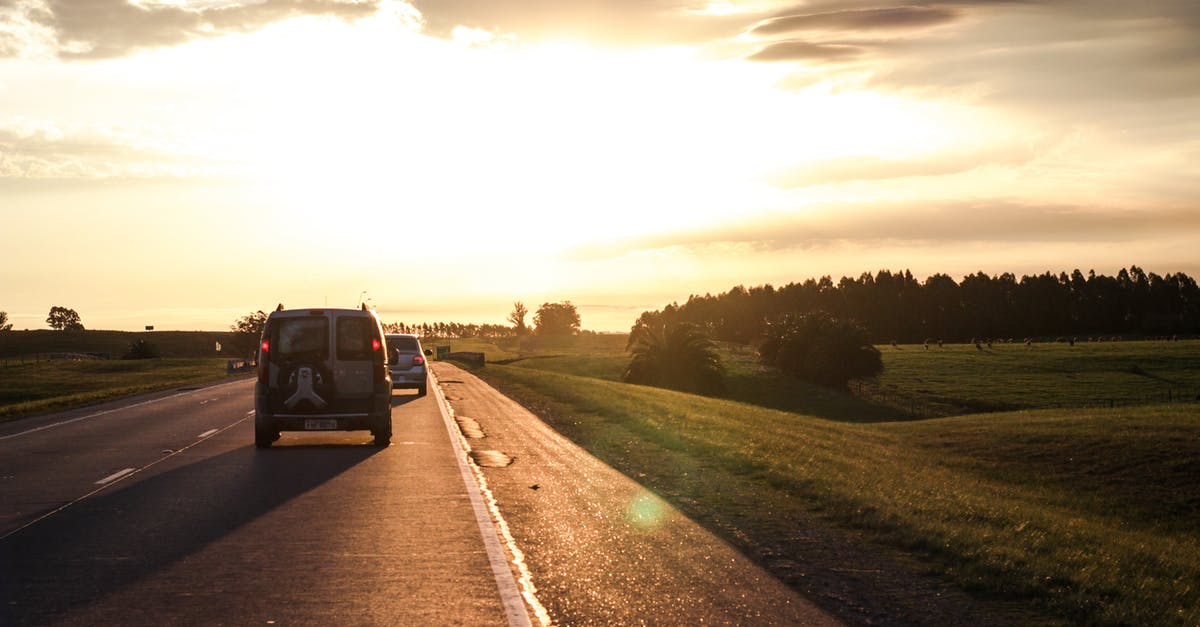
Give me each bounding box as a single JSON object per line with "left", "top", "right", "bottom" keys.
{"left": 413, "top": 354, "right": 425, "bottom": 366}
{"left": 372, "top": 337, "right": 386, "bottom": 383}
{"left": 257, "top": 340, "right": 270, "bottom": 385}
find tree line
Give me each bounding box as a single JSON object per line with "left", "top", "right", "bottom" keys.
{"left": 642, "top": 267, "right": 1200, "bottom": 345}
{"left": 226, "top": 301, "right": 582, "bottom": 357}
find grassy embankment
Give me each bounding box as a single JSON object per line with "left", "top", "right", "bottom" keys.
{"left": 452, "top": 337, "right": 1199, "bottom": 624}
{"left": 0, "top": 330, "right": 248, "bottom": 421}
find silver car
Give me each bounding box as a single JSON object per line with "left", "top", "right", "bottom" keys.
{"left": 386, "top": 333, "right": 430, "bottom": 396}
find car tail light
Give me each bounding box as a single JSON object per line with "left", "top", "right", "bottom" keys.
{"left": 413, "top": 354, "right": 425, "bottom": 366}
{"left": 372, "top": 337, "right": 385, "bottom": 383}
{"left": 257, "top": 340, "right": 269, "bottom": 385}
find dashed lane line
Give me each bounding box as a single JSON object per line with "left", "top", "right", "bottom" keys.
{"left": 0, "top": 413, "right": 250, "bottom": 541}
{"left": 95, "top": 468, "right": 136, "bottom": 485}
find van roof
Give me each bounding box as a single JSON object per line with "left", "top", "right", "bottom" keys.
{"left": 269, "top": 307, "right": 377, "bottom": 318}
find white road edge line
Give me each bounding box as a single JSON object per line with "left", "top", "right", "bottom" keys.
{"left": 95, "top": 468, "right": 136, "bottom": 485}
{"left": 198, "top": 429, "right": 220, "bottom": 439}
{"left": 0, "top": 378, "right": 249, "bottom": 442}
{"left": 431, "top": 370, "right": 541, "bottom": 627}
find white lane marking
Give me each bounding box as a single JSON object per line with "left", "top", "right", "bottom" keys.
{"left": 95, "top": 468, "right": 136, "bottom": 485}
{"left": 0, "top": 379, "right": 250, "bottom": 442}
{"left": 432, "top": 371, "right": 545, "bottom": 627}
{"left": 198, "top": 429, "right": 219, "bottom": 439}
{"left": 0, "top": 414, "right": 251, "bottom": 541}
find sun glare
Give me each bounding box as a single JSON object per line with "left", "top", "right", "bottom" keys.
{"left": 81, "top": 9, "right": 1000, "bottom": 266}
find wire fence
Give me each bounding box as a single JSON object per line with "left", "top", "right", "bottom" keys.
{"left": 1, "top": 352, "right": 113, "bottom": 367}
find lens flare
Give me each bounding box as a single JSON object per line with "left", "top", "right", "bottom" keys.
{"left": 626, "top": 491, "right": 666, "bottom": 531}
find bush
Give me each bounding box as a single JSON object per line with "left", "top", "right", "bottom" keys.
{"left": 623, "top": 316, "right": 725, "bottom": 395}
{"left": 124, "top": 339, "right": 161, "bottom": 360}
{"left": 758, "top": 311, "right": 882, "bottom": 388}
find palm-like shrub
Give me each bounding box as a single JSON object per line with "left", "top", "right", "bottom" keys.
{"left": 623, "top": 316, "right": 725, "bottom": 395}
{"left": 758, "top": 311, "right": 882, "bottom": 388}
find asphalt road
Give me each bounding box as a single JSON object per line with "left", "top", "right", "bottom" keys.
{"left": 0, "top": 378, "right": 520, "bottom": 625}
{"left": 1, "top": 369, "right": 838, "bottom": 625}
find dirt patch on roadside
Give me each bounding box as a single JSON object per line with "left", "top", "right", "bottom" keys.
{"left": 455, "top": 416, "right": 486, "bottom": 439}
{"left": 469, "top": 450, "right": 514, "bottom": 468}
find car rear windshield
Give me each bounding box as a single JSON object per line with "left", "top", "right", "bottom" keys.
{"left": 337, "top": 316, "right": 377, "bottom": 360}
{"left": 274, "top": 318, "right": 328, "bottom": 360}
{"left": 388, "top": 336, "right": 419, "bottom": 351}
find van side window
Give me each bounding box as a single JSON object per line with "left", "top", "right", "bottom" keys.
{"left": 337, "top": 317, "right": 375, "bottom": 360}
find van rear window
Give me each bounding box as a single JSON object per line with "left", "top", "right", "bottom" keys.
{"left": 275, "top": 318, "right": 328, "bottom": 359}
{"left": 337, "top": 317, "right": 376, "bottom": 360}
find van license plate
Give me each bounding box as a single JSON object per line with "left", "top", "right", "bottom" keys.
{"left": 304, "top": 419, "right": 338, "bottom": 430}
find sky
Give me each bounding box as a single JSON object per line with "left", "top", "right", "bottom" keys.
{"left": 1, "top": 0, "right": 1198, "bottom": 332}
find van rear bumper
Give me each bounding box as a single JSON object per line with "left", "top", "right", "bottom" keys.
{"left": 273, "top": 413, "right": 375, "bottom": 431}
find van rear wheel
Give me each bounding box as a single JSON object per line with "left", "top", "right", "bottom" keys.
{"left": 255, "top": 418, "right": 277, "bottom": 449}
{"left": 372, "top": 414, "right": 392, "bottom": 447}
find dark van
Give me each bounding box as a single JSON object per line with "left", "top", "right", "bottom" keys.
{"left": 254, "top": 306, "right": 392, "bottom": 447}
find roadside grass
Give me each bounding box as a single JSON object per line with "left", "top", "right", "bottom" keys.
{"left": 0, "top": 358, "right": 237, "bottom": 421}
{"left": 476, "top": 364, "right": 1200, "bottom": 624}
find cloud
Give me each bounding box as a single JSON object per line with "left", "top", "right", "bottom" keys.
{"left": 569, "top": 201, "right": 1200, "bottom": 262}
{"left": 0, "top": 124, "right": 219, "bottom": 178}
{"left": 752, "top": 6, "right": 959, "bottom": 35}
{"left": 32, "top": 0, "right": 380, "bottom": 59}
{"left": 868, "top": 3, "right": 1200, "bottom": 97}
{"left": 765, "top": 150, "right": 1024, "bottom": 188}
{"left": 745, "top": 39, "right": 863, "bottom": 62}
{"left": 744, "top": 1, "right": 1200, "bottom": 156}
{"left": 407, "top": 0, "right": 758, "bottom": 46}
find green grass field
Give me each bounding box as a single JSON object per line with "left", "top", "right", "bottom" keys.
{"left": 462, "top": 336, "right": 1200, "bottom": 624}
{"left": 867, "top": 341, "right": 1200, "bottom": 416}
{"left": 0, "top": 358, "right": 240, "bottom": 420}
{"left": 496, "top": 338, "right": 1200, "bottom": 420}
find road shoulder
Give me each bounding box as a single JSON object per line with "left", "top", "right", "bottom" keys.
{"left": 433, "top": 361, "right": 841, "bottom": 625}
